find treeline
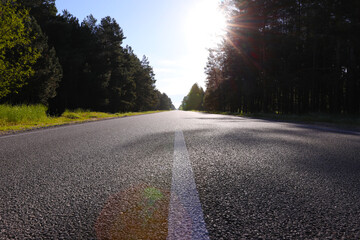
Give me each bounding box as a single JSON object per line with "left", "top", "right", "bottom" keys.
{"left": 0, "top": 0, "right": 174, "bottom": 115}
{"left": 203, "top": 0, "right": 360, "bottom": 114}
{"left": 180, "top": 83, "right": 204, "bottom": 111}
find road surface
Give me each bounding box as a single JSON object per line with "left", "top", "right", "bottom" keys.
{"left": 1, "top": 111, "right": 360, "bottom": 239}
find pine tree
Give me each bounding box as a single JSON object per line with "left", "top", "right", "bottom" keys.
{"left": 182, "top": 84, "right": 204, "bottom": 111}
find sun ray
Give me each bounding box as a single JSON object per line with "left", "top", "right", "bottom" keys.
{"left": 184, "top": 0, "right": 227, "bottom": 49}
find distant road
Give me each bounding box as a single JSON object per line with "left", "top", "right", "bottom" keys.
{"left": 1, "top": 111, "right": 360, "bottom": 239}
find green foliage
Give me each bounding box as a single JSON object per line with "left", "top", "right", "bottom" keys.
{"left": 1, "top": 1, "right": 173, "bottom": 114}
{"left": 0, "top": 104, "right": 47, "bottom": 123}
{"left": 0, "top": 0, "right": 41, "bottom": 99}
{"left": 154, "top": 91, "right": 173, "bottom": 110}
{"left": 72, "top": 108, "right": 90, "bottom": 113}
{"left": 134, "top": 55, "right": 158, "bottom": 111}
{"left": 16, "top": 0, "right": 57, "bottom": 24}
{"left": 3, "top": 17, "right": 62, "bottom": 105}
{"left": 62, "top": 110, "right": 81, "bottom": 119}
{"left": 181, "top": 83, "right": 204, "bottom": 111}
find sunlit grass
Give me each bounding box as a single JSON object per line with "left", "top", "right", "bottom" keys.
{"left": 0, "top": 104, "right": 48, "bottom": 123}
{"left": 0, "top": 105, "right": 166, "bottom": 133}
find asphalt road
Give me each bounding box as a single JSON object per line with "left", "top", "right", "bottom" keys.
{"left": 1, "top": 111, "right": 360, "bottom": 239}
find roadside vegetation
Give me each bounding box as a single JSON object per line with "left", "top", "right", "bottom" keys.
{"left": 181, "top": 1, "right": 359, "bottom": 124}
{"left": 1, "top": 0, "right": 175, "bottom": 118}
{"left": 0, "top": 104, "right": 165, "bottom": 133}
{"left": 0, "top": 0, "right": 174, "bottom": 134}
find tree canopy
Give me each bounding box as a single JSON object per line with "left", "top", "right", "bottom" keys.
{"left": 0, "top": 0, "right": 41, "bottom": 98}
{"left": 203, "top": 0, "right": 360, "bottom": 115}
{"left": 1, "top": 0, "right": 174, "bottom": 114}
{"left": 180, "top": 83, "right": 204, "bottom": 111}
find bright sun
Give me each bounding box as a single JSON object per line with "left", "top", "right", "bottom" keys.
{"left": 184, "top": 0, "right": 227, "bottom": 49}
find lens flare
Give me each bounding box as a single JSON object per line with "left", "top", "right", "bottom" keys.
{"left": 184, "top": 0, "right": 227, "bottom": 48}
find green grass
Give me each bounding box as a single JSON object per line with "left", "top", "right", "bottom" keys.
{"left": 0, "top": 104, "right": 48, "bottom": 123}
{"left": 0, "top": 104, "right": 166, "bottom": 133}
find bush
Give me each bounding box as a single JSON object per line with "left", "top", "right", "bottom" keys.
{"left": 62, "top": 110, "right": 81, "bottom": 119}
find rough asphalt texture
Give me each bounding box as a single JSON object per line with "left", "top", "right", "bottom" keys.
{"left": 1, "top": 111, "right": 359, "bottom": 239}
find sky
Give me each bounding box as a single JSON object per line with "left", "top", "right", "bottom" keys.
{"left": 55, "top": 0, "right": 225, "bottom": 108}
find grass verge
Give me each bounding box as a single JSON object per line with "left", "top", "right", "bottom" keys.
{"left": 0, "top": 104, "right": 165, "bottom": 134}
{"left": 197, "top": 110, "right": 360, "bottom": 130}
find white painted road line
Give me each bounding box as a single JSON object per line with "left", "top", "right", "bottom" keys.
{"left": 167, "top": 131, "right": 210, "bottom": 240}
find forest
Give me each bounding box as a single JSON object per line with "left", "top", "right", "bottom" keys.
{"left": 0, "top": 0, "right": 175, "bottom": 115}
{"left": 183, "top": 0, "right": 360, "bottom": 115}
